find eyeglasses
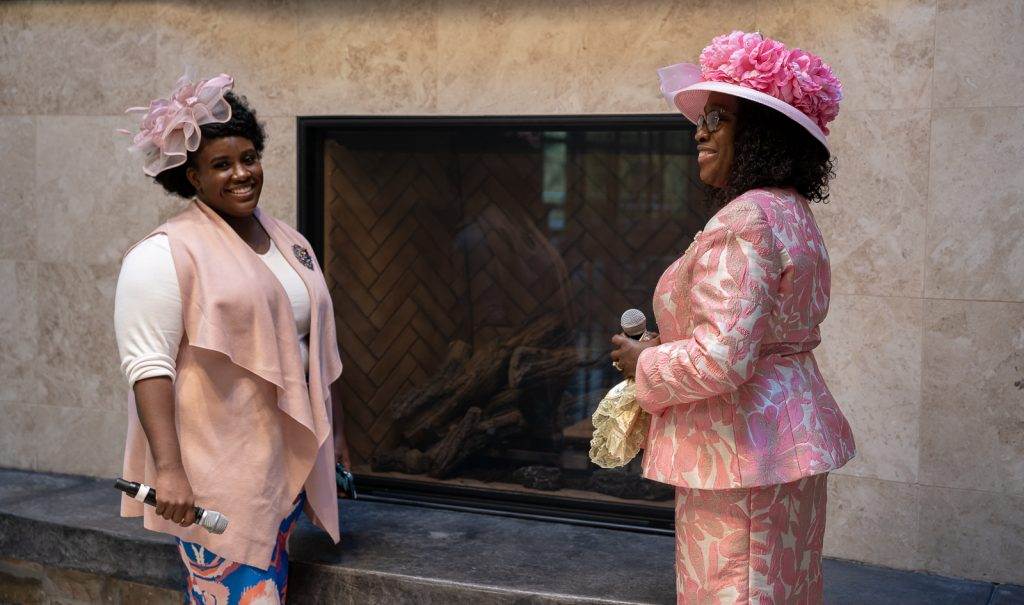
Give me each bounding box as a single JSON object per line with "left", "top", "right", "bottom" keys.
{"left": 696, "top": 109, "right": 727, "bottom": 133}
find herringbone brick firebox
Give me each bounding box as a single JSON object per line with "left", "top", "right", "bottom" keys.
{"left": 306, "top": 117, "right": 707, "bottom": 527}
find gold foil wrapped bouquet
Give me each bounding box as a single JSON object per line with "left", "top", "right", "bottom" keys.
{"left": 589, "top": 378, "right": 650, "bottom": 468}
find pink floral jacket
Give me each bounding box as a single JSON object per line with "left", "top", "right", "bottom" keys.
{"left": 636, "top": 187, "right": 855, "bottom": 489}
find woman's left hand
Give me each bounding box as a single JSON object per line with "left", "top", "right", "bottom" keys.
{"left": 610, "top": 333, "right": 660, "bottom": 379}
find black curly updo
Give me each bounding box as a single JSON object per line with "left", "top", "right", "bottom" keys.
{"left": 708, "top": 98, "right": 836, "bottom": 210}
{"left": 153, "top": 92, "right": 267, "bottom": 199}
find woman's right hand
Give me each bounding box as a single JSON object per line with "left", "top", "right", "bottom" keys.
{"left": 154, "top": 465, "right": 196, "bottom": 527}
{"left": 610, "top": 332, "right": 661, "bottom": 379}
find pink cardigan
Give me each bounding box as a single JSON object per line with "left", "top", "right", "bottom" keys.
{"left": 636, "top": 188, "right": 855, "bottom": 489}
{"left": 121, "top": 200, "right": 343, "bottom": 569}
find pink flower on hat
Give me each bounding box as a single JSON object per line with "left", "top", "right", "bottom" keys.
{"left": 122, "top": 72, "right": 234, "bottom": 176}
{"left": 698, "top": 31, "right": 843, "bottom": 135}
{"left": 786, "top": 49, "right": 843, "bottom": 134}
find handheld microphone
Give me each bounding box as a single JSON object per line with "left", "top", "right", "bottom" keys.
{"left": 620, "top": 309, "right": 649, "bottom": 340}
{"left": 115, "top": 478, "right": 229, "bottom": 535}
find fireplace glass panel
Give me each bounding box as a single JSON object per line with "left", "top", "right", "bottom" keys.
{"left": 319, "top": 119, "right": 706, "bottom": 527}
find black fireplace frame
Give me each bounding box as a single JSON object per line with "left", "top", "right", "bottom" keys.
{"left": 297, "top": 114, "right": 698, "bottom": 535}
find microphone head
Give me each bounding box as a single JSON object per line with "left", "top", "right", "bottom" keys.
{"left": 620, "top": 308, "right": 647, "bottom": 338}
{"left": 200, "top": 510, "right": 229, "bottom": 534}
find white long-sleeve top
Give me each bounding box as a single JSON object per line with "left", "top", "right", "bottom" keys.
{"left": 114, "top": 234, "right": 311, "bottom": 387}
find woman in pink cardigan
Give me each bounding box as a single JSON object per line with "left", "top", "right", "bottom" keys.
{"left": 116, "top": 73, "right": 346, "bottom": 603}
{"left": 611, "top": 32, "right": 856, "bottom": 603}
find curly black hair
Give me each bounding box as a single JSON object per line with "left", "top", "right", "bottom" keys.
{"left": 153, "top": 91, "right": 267, "bottom": 198}
{"left": 707, "top": 98, "right": 835, "bottom": 210}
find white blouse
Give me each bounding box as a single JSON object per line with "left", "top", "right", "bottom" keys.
{"left": 114, "top": 234, "right": 311, "bottom": 387}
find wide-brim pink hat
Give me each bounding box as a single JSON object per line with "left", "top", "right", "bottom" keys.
{"left": 658, "top": 31, "right": 844, "bottom": 154}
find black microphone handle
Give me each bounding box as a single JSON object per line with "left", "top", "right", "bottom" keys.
{"left": 114, "top": 479, "right": 207, "bottom": 522}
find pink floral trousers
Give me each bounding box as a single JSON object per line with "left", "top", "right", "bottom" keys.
{"left": 674, "top": 473, "right": 828, "bottom": 604}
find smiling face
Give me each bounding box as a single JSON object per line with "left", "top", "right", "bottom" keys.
{"left": 694, "top": 92, "right": 739, "bottom": 189}
{"left": 185, "top": 136, "right": 264, "bottom": 218}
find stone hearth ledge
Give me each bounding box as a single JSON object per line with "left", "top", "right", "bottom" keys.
{"left": 0, "top": 469, "right": 1016, "bottom": 604}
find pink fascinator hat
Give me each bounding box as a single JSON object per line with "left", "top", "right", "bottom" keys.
{"left": 122, "top": 71, "right": 235, "bottom": 176}
{"left": 658, "top": 31, "right": 843, "bottom": 152}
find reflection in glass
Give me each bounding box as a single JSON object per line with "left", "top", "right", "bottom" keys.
{"left": 322, "top": 124, "right": 706, "bottom": 519}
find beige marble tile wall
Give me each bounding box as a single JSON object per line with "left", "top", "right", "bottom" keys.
{"left": 0, "top": 0, "right": 1020, "bottom": 584}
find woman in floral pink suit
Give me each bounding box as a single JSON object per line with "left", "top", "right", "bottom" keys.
{"left": 610, "top": 32, "right": 855, "bottom": 604}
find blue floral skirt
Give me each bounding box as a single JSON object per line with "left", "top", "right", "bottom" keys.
{"left": 176, "top": 493, "right": 305, "bottom": 604}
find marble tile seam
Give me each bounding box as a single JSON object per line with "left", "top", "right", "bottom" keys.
{"left": 830, "top": 472, "right": 1023, "bottom": 498}
{"left": 929, "top": 103, "right": 1024, "bottom": 111}
{"left": 0, "top": 399, "right": 128, "bottom": 416}
{"left": 827, "top": 290, "right": 1024, "bottom": 305}
{"left": 922, "top": 1, "right": 937, "bottom": 338}
{"left": 4, "top": 106, "right": 1023, "bottom": 120}
{"left": 829, "top": 105, "right": 1024, "bottom": 113}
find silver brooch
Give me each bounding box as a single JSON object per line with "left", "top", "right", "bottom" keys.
{"left": 293, "top": 245, "right": 314, "bottom": 270}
